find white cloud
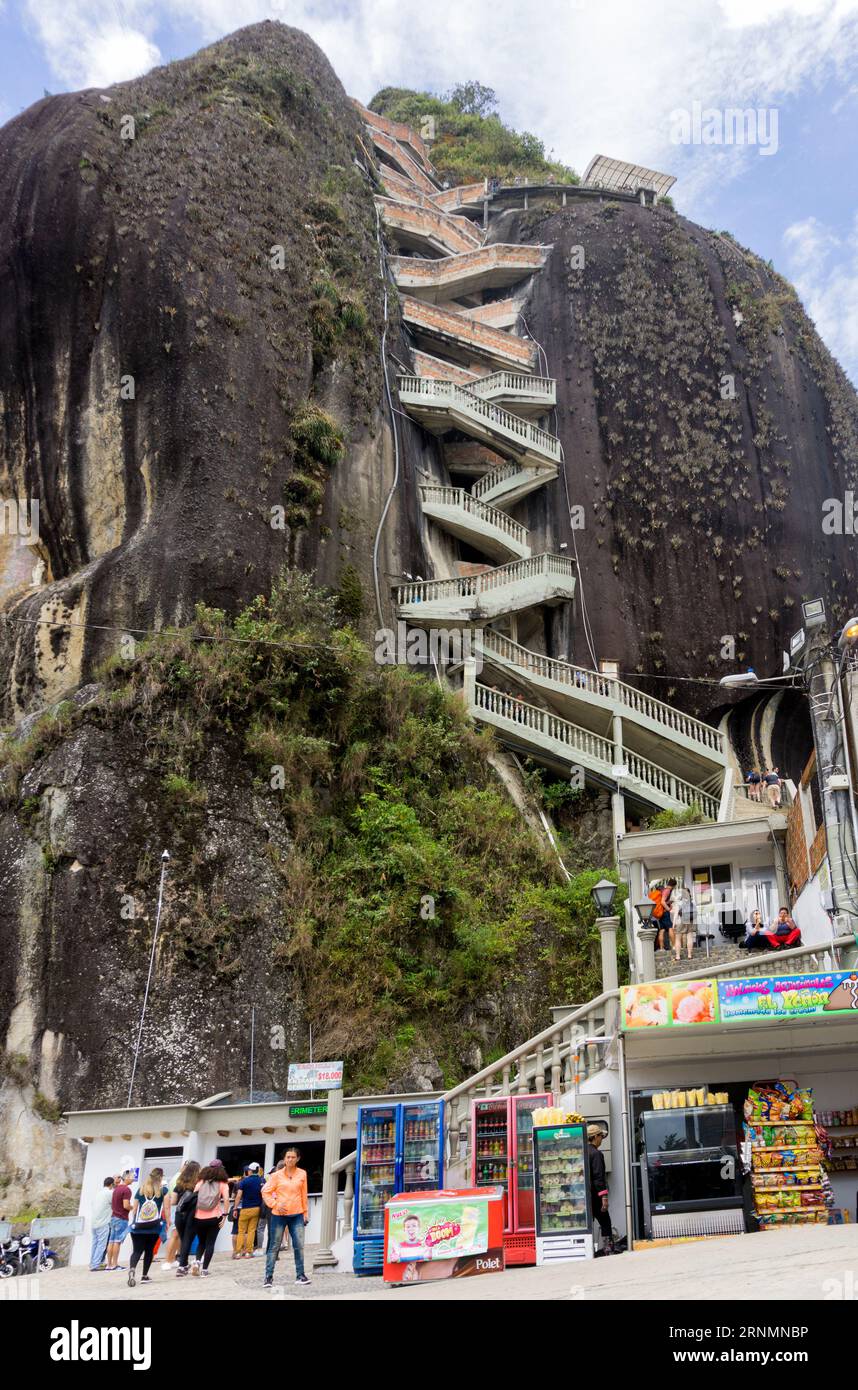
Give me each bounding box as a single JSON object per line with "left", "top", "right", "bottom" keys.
{"left": 783, "top": 214, "right": 858, "bottom": 381}
{"left": 24, "top": 1, "right": 161, "bottom": 88}
{"left": 20, "top": 0, "right": 858, "bottom": 208}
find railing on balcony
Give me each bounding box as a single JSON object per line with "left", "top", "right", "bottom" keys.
{"left": 472, "top": 464, "right": 545, "bottom": 503}
{"left": 471, "top": 682, "right": 720, "bottom": 815}
{"left": 395, "top": 551, "right": 575, "bottom": 607}
{"left": 418, "top": 484, "right": 530, "bottom": 550}
{"left": 397, "top": 376, "right": 560, "bottom": 461}
{"left": 468, "top": 371, "right": 556, "bottom": 406}
{"left": 477, "top": 629, "right": 725, "bottom": 758}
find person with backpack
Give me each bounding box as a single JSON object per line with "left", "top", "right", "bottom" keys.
{"left": 659, "top": 878, "right": 677, "bottom": 951}
{"left": 178, "top": 1160, "right": 229, "bottom": 1277}
{"left": 764, "top": 767, "right": 782, "bottom": 808}
{"left": 127, "top": 1169, "right": 170, "bottom": 1287}
{"left": 170, "top": 1160, "right": 201, "bottom": 1274}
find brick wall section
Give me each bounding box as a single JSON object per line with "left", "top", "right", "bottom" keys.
{"left": 401, "top": 296, "right": 534, "bottom": 366}
{"left": 785, "top": 751, "right": 817, "bottom": 894}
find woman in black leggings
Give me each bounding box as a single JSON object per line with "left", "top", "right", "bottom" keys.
{"left": 127, "top": 1169, "right": 170, "bottom": 1287}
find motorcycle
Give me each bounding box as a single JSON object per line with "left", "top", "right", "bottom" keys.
{"left": 18, "top": 1236, "right": 58, "bottom": 1272}
{"left": 0, "top": 1235, "right": 57, "bottom": 1275}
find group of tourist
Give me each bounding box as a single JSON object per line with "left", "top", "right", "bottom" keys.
{"left": 89, "top": 1147, "right": 311, "bottom": 1290}
{"left": 648, "top": 880, "right": 802, "bottom": 959}
{"left": 745, "top": 766, "right": 783, "bottom": 806}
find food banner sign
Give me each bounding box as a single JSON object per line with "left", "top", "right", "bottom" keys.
{"left": 622, "top": 971, "right": 858, "bottom": 1030}
{"left": 718, "top": 971, "right": 858, "bottom": 1022}
{"left": 621, "top": 979, "right": 717, "bottom": 1029}
{"left": 386, "top": 1196, "right": 488, "bottom": 1263}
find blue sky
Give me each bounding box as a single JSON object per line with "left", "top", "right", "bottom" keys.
{"left": 2, "top": 0, "right": 858, "bottom": 383}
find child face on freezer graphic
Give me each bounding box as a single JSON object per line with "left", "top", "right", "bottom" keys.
{"left": 403, "top": 1217, "right": 421, "bottom": 1243}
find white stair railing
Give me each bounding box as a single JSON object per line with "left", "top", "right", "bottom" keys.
{"left": 397, "top": 376, "right": 561, "bottom": 462}
{"left": 418, "top": 484, "right": 530, "bottom": 549}
{"left": 395, "top": 552, "right": 575, "bottom": 607}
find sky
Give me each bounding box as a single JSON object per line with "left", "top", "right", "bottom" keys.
{"left": 2, "top": 0, "right": 858, "bottom": 383}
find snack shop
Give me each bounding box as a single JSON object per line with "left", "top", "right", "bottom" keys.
{"left": 591, "top": 970, "right": 858, "bottom": 1245}
{"left": 570, "top": 967, "right": 856, "bottom": 1251}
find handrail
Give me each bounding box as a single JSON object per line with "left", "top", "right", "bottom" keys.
{"left": 472, "top": 464, "right": 539, "bottom": 500}
{"left": 418, "top": 484, "right": 530, "bottom": 547}
{"left": 397, "top": 375, "right": 560, "bottom": 460}
{"left": 659, "top": 934, "right": 855, "bottom": 982}
{"left": 478, "top": 629, "right": 725, "bottom": 756}
{"left": 442, "top": 991, "right": 618, "bottom": 1103}
{"left": 331, "top": 1150, "right": 357, "bottom": 1173}
{"left": 376, "top": 198, "right": 483, "bottom": 251}
{"left": 399, "top": 301, "right": 534, "bottom": 365}
{"left": 395, "top": 551, "right": 575, "bottom": 606}
{"left": 468, "top": 371, "right": 555, "bottom": 402}
{"left": 390, "top": 244, "right": 546, "bottom": 283}
{"left": 472, "top": 683, "right": 719, "bottom": 815}
{"left": 364, "top": 126, "right": 439, "bottom": 194}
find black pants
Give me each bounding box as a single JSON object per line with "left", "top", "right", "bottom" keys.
{"left": 129, "top": 1230, "right": 159, "bottom": 1275}
{"left": 592, "top": 1193, "right": 612, "bottom": 1243}
{"left": 191, "top": 1218, "right": 220, "bottom": 1270}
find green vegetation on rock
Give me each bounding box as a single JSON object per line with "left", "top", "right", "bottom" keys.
{"left": 369, "top": 84, "right": 577, "bottom": 186}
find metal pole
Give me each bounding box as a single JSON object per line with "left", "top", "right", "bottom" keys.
{"left": 127, "top": 850, "right": 170, "bottom": 1108}
{"left": 617, "top": 1030, "right": 634, "bottom": 1249}
{"left": 313, "top": 1087, "right": 344, "bottom": 1269}
{"left": 249, "top": 1005, "right": 255, "bottom": 1105}
{"left": 309, "top": 1025, "right": 314, "bottom": 1101}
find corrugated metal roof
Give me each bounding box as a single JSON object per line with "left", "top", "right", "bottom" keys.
{"left": 583, "top": 154, "right": 676, "bottom": 199}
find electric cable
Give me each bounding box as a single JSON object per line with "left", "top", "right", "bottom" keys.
{"left": 370, "top": 199, "right": 402, "bottom": 629}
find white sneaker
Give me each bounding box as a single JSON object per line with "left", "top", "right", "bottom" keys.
{"left": 161, "top": 1261, "right": 174, "bottom": 1270}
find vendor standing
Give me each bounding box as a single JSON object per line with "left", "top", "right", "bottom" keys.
{"left": 587, "top": 1125, "right": 615, "bottom": 1255}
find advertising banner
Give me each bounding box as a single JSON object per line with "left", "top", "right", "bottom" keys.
{"left": 621, "top": 970, "right": 858, "bottom": 1029}
{"left": 287, "top": 1061, "right": 343, "bottom": 1092}
{"left": 386, "top": 1195, "right": 489, "bottom": 1263}
{"left": 718, "top": 971, "right": 858, "bottom": 1022}
{"left": 621, "top": 979, "right": 718, "bottom": 1029}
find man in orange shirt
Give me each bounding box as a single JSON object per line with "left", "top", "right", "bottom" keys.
{"left": 262, "top": 1147, "right": 311, "bottom": 1288}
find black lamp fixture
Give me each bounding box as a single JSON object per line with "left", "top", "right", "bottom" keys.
{"left": 590, "top": 878, "right": 618, "bottom": 915}
{"left": 635, "top": 898, "right": 655, "bottom": 925}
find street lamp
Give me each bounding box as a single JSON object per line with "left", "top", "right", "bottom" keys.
{"left": 590, "top": 878, "right": 618, "bottom": 914}
{"left": 838, "top": 616, "right": 858, "bottom": 651}
{"left": 634, "top": 899, "right": 655, "bottom": 925}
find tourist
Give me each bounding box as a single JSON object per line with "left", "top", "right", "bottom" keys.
{"left": 768, "top": 907, "right": 801, "bottom": 949}
{"left": 764, "top": 767, "right": 782, "bottom": 807}
{"left": 587, "top": 1126, "right": 614, "bottom": 1254}
{"left": 657, "top": 878, "right": 676, "bottom": 952}
{"left": 89, "top": 1176, "right": 114, "bottom": 1271}
{"left": 170, "top": 1160, "right": 201, "bottom": 1275}
{"left": 105, "top": 1167, "right": 134, "bottom": 1271}
{"left": 262, "top": 1147, "right": 311, "bottom": 1288}
{"left": 672, "top": 884, "right": 694, "bottom": 962}
{"left": 234, "top": 1162, "right": 265, "bottom": 1260}
{"left": 178, "top": 1160, "right": 229, "bottom": 1277}
{"left": 746, "top": 768, "right": 762, "bottom": 801}
{"left": 127, "top": 1169, "right": 170, "bottom": 1287}
{"left": 741, "top": 908, "right": 769, "bottom": 950}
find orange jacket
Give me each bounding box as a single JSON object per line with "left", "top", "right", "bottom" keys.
{"left": 262, "top": 1167, "right": 308, "bottom": 1219}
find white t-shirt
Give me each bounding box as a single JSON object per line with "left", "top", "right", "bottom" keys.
{"left": 91, "top": 1190, "right": 114, "bottom": 1228}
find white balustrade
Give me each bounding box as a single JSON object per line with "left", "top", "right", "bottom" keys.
{"left": 395, "top": 552, "right": 575, "bottom": 607}
{"left": 397, "top": 375, "right": 561, "bottom": 462}
{"left": 418, "top": 484, "right": 530, "bottom": 547}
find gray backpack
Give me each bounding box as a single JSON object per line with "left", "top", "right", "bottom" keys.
{"left": 196, "top": 1179, "right": 221, "bottom": 1213}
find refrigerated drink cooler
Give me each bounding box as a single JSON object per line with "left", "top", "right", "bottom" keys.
{"left": 640, "top": 1104, "right": 745, "bottom": 1239}
{"left": 353, "top": 1100, "right": 445, "bottom": 1275}
{"left": 470, "top": 1093, "right": 551, "bottom": 1265}
{"left": 533, "top": 1122, "right": 593, "bottom": 1264}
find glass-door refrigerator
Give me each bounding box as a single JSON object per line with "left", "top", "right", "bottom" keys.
{"left": 353, "top": 1101, "right": 445, "bottom": 1275}
{"left": 533, "top": 1121, "right": 593, "bottom": 1264}
{"left": 470, "top": 1093, "right": 551, "bottom": 1264}
{"left": 640, "top": 1104, "right": 743, "bottom": 1239}
{"left": 400, "top": 1100, "right": 444, "bottom": 1194}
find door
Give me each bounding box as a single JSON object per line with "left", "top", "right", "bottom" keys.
{"left": 355, "top": 1106, "right": 397, "bottom": 1239}
{"left": 511, "top": 1093, "right": 551, "bottom": 1233}
{"left": 739, "top": 868, "right": 777, "bottom": 926}
{"left": 472, "top": 1098, "right": 511, "bottom": 1230}
{"left": 400, "top": 1102, "right": 442, "bottom": 1192}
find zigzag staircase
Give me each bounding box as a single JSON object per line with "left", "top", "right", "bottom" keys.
{"left": 357, "top": 103, "right": 728, "bottom": 819}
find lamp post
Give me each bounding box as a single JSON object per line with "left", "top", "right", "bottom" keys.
{"left": 634, "top": 897, "right": 658, "bottom": 982}
{"left": 591, "top": 879, "right": 619, "bottom": 1031}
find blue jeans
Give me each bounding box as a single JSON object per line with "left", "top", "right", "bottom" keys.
{"left": 90, "top": 1223, "right": 110, "bottom": 1269}
{"left": 264, "top": 1214, "right": 305, "bottom": 1282}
